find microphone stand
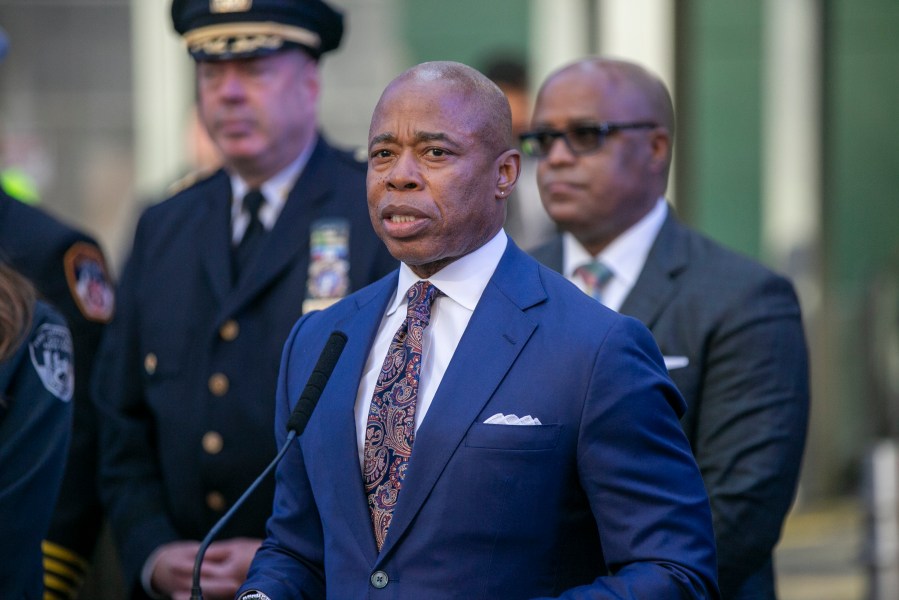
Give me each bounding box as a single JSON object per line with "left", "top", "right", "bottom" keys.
{"left": 188, "top": 330, "right": 347, "bottom": 600}
{"left": 189, "top": 429, "right": 296, "bottom": 600}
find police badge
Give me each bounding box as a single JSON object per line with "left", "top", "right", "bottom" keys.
{"left": 303, "top": 218, "right": 350, "bottom": 314}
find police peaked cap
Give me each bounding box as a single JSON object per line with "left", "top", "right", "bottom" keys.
{"left": 171, "top": 0, "right": 344, "bottom": 61}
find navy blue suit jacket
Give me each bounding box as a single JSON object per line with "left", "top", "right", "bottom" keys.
{"left": 93, "top": 136, "right": 397, "bottom": 591}
{"left": 531, "top": 210, "right": 809, "bottom": 599}
{"left": 240, "top": 241, "right": 719, "bottom": 599}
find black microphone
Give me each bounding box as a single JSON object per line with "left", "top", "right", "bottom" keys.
{"left": 287, "top": 330, "right": 348, "bottom": 434}
{"left": 190, "top": 331, "right": 348, "bottom": 600}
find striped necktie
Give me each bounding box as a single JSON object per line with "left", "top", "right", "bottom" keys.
{"left": 574, "top": 260, "right": 613, "bottom": 304}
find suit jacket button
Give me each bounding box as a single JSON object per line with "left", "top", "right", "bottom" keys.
{"left": 208, "top": 373, "right": 229, "bottom": 396}
{"left": 202, "top": 431, "right": 223, "bottom": 455}
{"left": 144, "top": 353, "right": 157, "bottom": 375}
{"left": 219, "top": 320, "right": 239, "bottom": 341}
{"left": 370, "top": 570, "right": 389, "bottom": 589}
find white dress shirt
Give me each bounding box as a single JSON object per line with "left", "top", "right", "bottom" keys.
{"left": 563, "top": 198, "right": 668, "bottom": 312}
{"left": 354, "top": 229, "right": 508, "bottom": 467}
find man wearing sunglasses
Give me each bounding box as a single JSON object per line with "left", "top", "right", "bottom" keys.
{"left": 528, "top": 57, "right": 809, "bottom": 600}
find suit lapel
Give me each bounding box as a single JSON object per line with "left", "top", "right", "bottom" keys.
{"left": 619, "top": 209, "right": 689, "bottom": 328}
{"left": 196, "top": 172, "right": 233, "bottom": 305}
{"left": 378, "top": 244, "right": 544, "bottom": 559}
{"left": 314, "top": 275, "right": 397, "bottom": 562}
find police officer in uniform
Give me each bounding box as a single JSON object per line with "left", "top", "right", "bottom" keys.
{"left": 0, "top": 28, "right": 115, "bottom": 599}
{"left": 0, "top": 190, "right": 114, "bottom": 599}
{"left": 93, "top": 1, "right": 396, "bottom": 598}
{"left": 0, "top": 263, "right": 75, "bottom": 599}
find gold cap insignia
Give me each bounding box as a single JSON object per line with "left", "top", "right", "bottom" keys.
{"left": 211, "top": 0, "right": 252, "bottom": 14}
{"left": 183, "top": 22, "right": 321, "bottom": 57}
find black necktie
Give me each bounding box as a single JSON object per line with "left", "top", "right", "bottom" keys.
{"left": 232, "top": 189, "right": 266, "bottom": 281}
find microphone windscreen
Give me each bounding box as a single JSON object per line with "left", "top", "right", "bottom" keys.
{"left": 286, "top": 331, "right": 348, "bottom": 434}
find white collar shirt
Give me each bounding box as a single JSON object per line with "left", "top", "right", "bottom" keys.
{"left": 229, "top": 137, "right": 316, "bottom": 244}
{"left": 562, "top": 197, "right": 668, "bottom": 312}
{"left": 354, "top": 229, "right": 508, "bottom": 468}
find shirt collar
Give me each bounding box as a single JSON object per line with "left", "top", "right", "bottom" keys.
{"left": 229, "top": 135, "right": 317, "bottom": 217}
{"left": 387, "top": 229, "right": 508, "bottom": 317}
{"left": 563, "top": 197, "right": 668, "bottom": 288}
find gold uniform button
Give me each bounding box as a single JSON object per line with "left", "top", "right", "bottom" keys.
{"left": 219, "top": 320, "right": 239, "bottom": 341}
{"left": 206, "top": 491, "right": 226, "bottom": 512}
{"left": 208, "top": 373, "right": 229, "bottom": 396}
{"left": 202, "top": 431, "right": 223, "bottom": 455}
{"left": 144, "top": 353, "right": 158, "bottom": 375}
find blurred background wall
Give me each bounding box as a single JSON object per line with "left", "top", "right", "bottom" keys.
{"left": 1, "top": 0, "right": 897, "bottom": 596}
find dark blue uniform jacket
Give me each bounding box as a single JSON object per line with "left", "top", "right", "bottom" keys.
{"left": 93, "top": 136, "right": 396, "bottom": 590}
{"left": 0, "top": 301, "right": 74, "bottom": 599}
{"left": 0, "top": 190, "right": 112, "bottom": 595}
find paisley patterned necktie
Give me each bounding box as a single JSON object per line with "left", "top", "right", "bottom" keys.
{"left": 574, "top": 260, "right": 613, "bottom": 304}
{"left": 363, "top": 280, "right": 439, "bottom": 550}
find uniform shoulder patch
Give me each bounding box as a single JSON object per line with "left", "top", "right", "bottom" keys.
{"left": 29, "top": 323, "right": 74, "bottom": 402}
{"left": 63, "top": 242, "right": 115, "bottom": 323}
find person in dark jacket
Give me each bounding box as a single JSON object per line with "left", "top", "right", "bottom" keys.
{"left": 0, "top": 21, "right": 115, "bottom": 597}
{"left": 0, "top": 166, "right": 114, "bottom": 600}
{"left": 526, "top": 57, "right": 809, "bottom": 599}
{"left": 0, "top": 262, "right": 74, "bottom": 599}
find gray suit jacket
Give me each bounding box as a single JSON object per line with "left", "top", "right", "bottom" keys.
{"left": 531, "top": 209, "right": 809, "bottom": 600}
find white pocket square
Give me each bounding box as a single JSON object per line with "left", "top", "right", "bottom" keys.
{"left": 484, "top": 413, "right": 542, "bottom": 426}
{"left": 663, "top": 355, "right": 689, "bottom": 370}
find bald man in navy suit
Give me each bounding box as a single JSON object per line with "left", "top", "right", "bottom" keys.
{"left": 239, "top": 61, "right": 719, "bottom": 600}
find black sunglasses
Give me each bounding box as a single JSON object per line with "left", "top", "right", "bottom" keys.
{"left": 519, "top": 122, "right": 657, "bottom": 158}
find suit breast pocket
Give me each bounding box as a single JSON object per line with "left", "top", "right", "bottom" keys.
{"left": 464, "top": 422, "right": 561, "bottom": 451}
